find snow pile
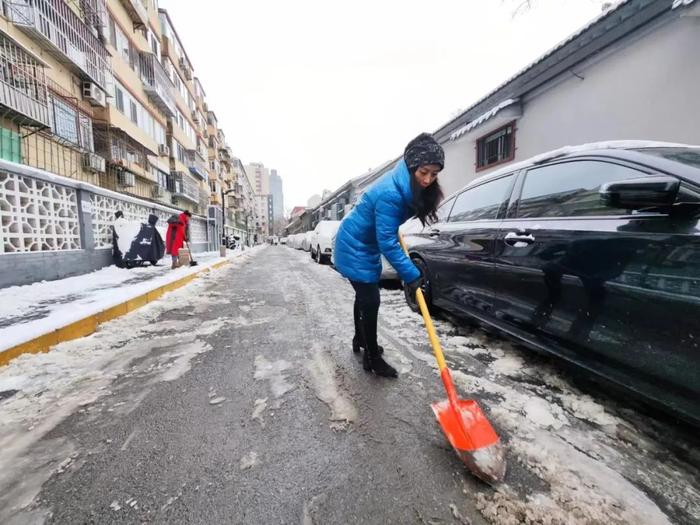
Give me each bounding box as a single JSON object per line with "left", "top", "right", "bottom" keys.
{"left": 253, "top": 356, "right": 295, "bottom": 399}
{"left": 376, "top": 289, "right": 699, "bottom": 524}
{"left": 306, "top": 344, "right": 358, "bottom": 430}
{"left": 523, "top": 398, "right": 568, "bottom": 430}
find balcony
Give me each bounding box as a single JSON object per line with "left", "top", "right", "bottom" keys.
{"left": 140, "top": 52, "right": 176, "bottom": 117}
{"left": 198, "top": 186, "right": 209, "bottom": 213}
{"left": 6, "top": 0, "right": 110, "bottom": 89}
{"left": 168, "top": 171, "right": 199, "bottom": 204}
{"left": 187, "top": 151, "right": 208, "bottom": 180}
{"left": 118, "top": 0, "right": 148, "bottom": 27}
{"left": 0, "top": 33, "right": 50, "bottom": 127}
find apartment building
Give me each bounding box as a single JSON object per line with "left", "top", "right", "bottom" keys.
{"left": 0, "top": 0, "right": 110, "bottom": 185}
{"left": 0, "top": 0, "right": 258, "bottom": 284}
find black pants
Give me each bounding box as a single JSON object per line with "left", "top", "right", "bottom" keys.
{"left": 351, "top": 281, "right": 380, "bottom": 353}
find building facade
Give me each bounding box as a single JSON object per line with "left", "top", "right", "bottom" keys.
{"left": 433, "top": 0, "right": 700, "bottom": 197}
{"left": 269, "top": 168, "right": 284, "bottom": 232}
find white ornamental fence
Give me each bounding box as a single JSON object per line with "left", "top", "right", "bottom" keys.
{"left": 0, "top": 160, "right": 212, "bottom": 259}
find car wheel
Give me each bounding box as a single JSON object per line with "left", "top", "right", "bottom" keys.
{"left": 404, "top": 257, "right": 432, "bottom": 314}
{"left": 316, "top": 246, "right": 322, "bottom": 264}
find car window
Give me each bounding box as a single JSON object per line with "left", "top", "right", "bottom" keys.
{"left": 517, "top": 161, "right": 650, "bottom": 218}
{"left": 436, "top": 196, "right": 455, "bottom": 222}
{"left": 448, "top": 175, "right": 514, "bottom": 222}
{"left": 636, "top": 148, "right": 700, "bottom": 169}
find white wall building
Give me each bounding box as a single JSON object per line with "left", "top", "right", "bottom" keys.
{"left": 434, "top": 0, "right": 700, "bottom": 198}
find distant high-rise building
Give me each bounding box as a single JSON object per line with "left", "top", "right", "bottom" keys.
{"left": 245, "top": 162, "right": 270, "bottom": 196}
{"left": 269, "top": 169, "right": 284, "bottom": 223}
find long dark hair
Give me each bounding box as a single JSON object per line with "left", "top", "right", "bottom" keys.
{"left": 411, "top": 177, "right": 444, "bottom": 227}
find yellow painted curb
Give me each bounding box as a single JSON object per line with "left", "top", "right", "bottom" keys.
{"left": 0, "top": 259, "right": 232, "bottom": 367}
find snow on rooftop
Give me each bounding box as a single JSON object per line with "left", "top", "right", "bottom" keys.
{"left": 449, "top": 99, "right": 518, "bottom": 141}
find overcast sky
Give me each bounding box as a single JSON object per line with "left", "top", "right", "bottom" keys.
{"left": 159, "top": 0, "right": 604, "bottom": 213}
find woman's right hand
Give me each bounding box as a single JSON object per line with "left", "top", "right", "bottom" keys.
{"left": 406, "top": 276, "right": 423, "bottom": 297}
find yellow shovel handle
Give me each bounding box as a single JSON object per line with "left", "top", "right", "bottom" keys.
{"left": 399, "top": 234, "right": 447, "bottom": 373}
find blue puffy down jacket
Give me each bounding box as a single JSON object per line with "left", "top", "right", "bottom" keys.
{"left": 334, "top": 160, "right": 421, "bottom": 284}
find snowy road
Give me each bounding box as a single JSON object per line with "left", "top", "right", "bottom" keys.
{"left": 0, "top": 246, "right": 698, "bottom": 524}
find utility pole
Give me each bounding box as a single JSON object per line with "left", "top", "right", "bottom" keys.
{"left": 221, "top": 187, "right": 236, "bottom": 246}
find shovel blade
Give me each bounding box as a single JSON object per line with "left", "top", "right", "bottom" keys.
{"left": 432, "top": 399, "right": 506, "bottom": 485}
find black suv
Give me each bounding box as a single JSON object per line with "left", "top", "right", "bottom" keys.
{"left": 403, "top": 142, "right": 700, "bottom": 426}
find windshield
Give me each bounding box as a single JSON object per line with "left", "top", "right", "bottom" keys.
{"left": 636, "top": 148, "right": 700, "bottom": 169}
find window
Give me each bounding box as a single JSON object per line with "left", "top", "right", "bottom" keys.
{"left": 448, "top": 175, "right": 514, "bottom": 222}
{"left": 436, "top": 196, "right": 456, "bottom": 222}
{"left": 148, "top": 28, "right": 160, "bottom": 57}
{"left": 78, "top": 114, "right": 94, "bottom": 152}
{"left": 108, "top": 17, "right": 117, "bottom": 48}
{"left": 517, "top": 161, "right": 650, "bottom": 218}
{"left": 115, "top": 87, "right": 124, "bottom": 112}
{"left": 476, "top": 123, "right": 515, "bottom": 170}
{"left": 129, "top": 100, "right": 138, "bottom": 124}
{"left": 173, "top": 140, "right": 186, "bottom": 163}
{"left": 49, "top": 95, "right": 95, "bottom": 151}
{"left": 51, "top": 97, "right": 79, "bottom": 145}
{"left": 152, "top": 166, "right": 168, "bottom": 188}
{"left": 114, "top": 22, "right": 130, "bottom": 64}
{"left": 113, "top": 81, "right": 165, "bottom": 145}
{"left": 638, "top": 148, "right": 700, "bottom": 170}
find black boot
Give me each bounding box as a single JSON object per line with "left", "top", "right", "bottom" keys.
{"left": 353, "top": 337, "right": 384, "bottom": 355}
{"left": 363, "top": 348, "right": 398, "bottom": 378}
{"left": 353, "top": 336, "right": 362, "bottom": 354}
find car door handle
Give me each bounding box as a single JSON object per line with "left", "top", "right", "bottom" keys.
{"left": 504, "top": 231, "right": 535, "bottom": 246}
{"left": 428, "top": 229, "right": 441, "bottom": 237}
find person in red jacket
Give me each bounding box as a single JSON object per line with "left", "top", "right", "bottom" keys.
{"left": 166, "top": 210, "right": 191, "bottom": 269}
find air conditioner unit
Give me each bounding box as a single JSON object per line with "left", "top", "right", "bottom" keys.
{"left": 158, "top": 143, "right": 170, "bottom": 156}
{"left": 82, "top": 82, "right": 106, "bottom": 107}
{"left": 82, "top": 152, "right": 106, "bottom": 173}
{"left": 117, "top": 170, "right": 136, "bottom": 187}
{"left": 152, "top": 185, "right": 164, "bottom": 198}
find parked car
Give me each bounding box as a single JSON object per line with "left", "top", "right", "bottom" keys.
{"left": 402, "top": 141, "right": 700, "bottom": 426}
{"left": 301, "top": 231, "right": 315, "bottom": 252}
{"left": 379, "top": 218, "right": 424, "bottom": 281}
{"left": 280, "top": 237, "right": 288, "bottom": 245}
{"left": 310, "top": 220, "right": 341, "bottom": 264}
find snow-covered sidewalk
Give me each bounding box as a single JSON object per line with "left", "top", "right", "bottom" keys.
{"left": 0, "top": 247, "right": 262, "bottom": 355}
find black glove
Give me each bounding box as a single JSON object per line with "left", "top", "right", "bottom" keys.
{"left": 406, "top": 277, "right": 423, "bottom": 297}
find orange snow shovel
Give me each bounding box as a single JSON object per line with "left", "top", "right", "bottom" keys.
{"left": 400, "top": 234, "right": 506, "bottom": 485}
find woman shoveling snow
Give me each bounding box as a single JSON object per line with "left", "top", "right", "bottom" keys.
{"left": 333, "top": 133, "right": 444, "bottom": 378}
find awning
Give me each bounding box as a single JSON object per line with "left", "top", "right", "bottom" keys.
{"left": 189, "top": 166, "right": 208, "bottom": 181}
{"left": 450, "top": 99, "right": 520, "bottom": 141}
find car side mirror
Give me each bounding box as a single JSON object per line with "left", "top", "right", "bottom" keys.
{"left": 600, "top": 175, "right": 679, "bottom": 210}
